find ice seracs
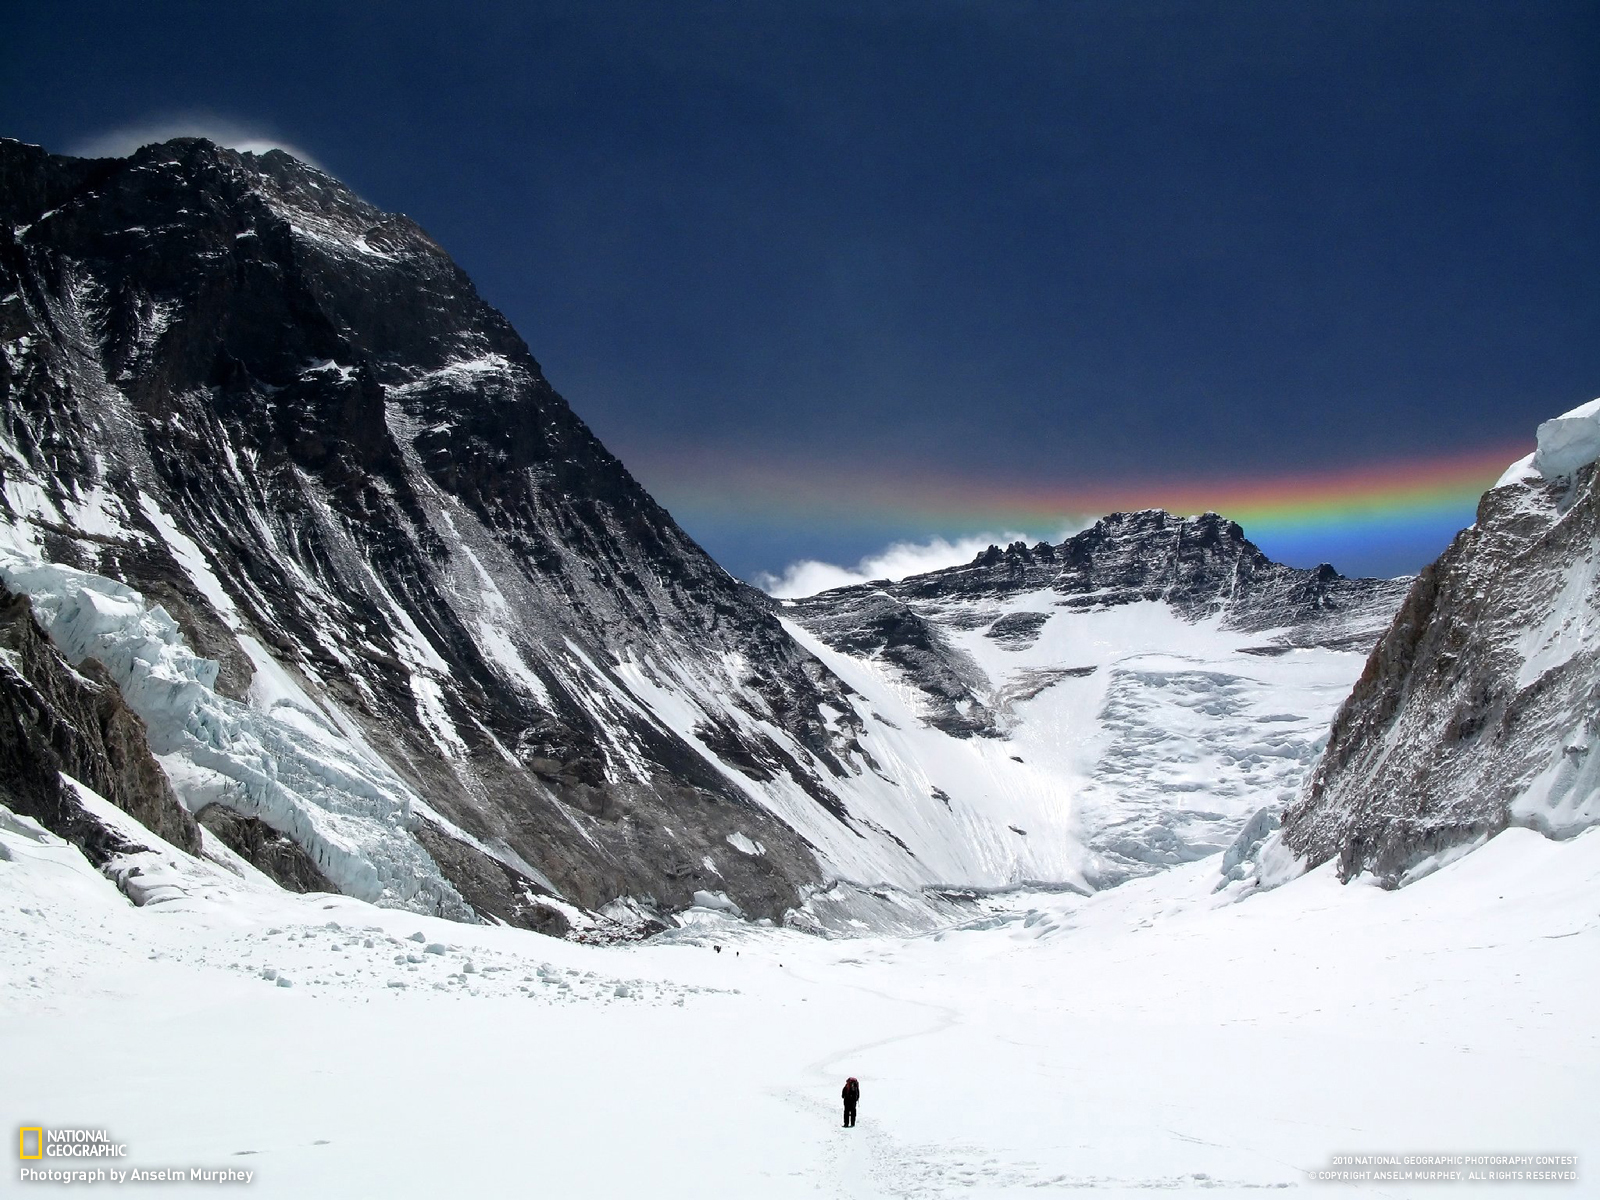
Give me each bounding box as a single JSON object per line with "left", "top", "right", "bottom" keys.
{"left": 0, "top": 545, "right": 469, "bottom": 916}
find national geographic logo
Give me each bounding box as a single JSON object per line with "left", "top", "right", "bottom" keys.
{"left": 18, "top": 1127, "right": 126, "bottom": 1159}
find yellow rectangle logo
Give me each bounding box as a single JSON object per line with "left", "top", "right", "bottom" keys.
{"left": 19, "top": 1127, "right": 43, "bottom": 1160}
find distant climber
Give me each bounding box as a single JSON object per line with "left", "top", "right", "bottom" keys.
{"left": 841, "top": 1077, "right": 860, "bottom": 1127}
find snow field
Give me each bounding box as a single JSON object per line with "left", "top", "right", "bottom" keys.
{"left": 4, "top": 801, "right": 1594, "bottom": 1199}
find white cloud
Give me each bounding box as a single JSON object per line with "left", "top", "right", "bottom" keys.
{"left": 69, "top": 115, "right": 323, "bottom": 170}
{"left": 756, "top": 530, "right": 1080, "bottom": 598}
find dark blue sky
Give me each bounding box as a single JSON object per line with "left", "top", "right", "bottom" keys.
{"left": 5, "top": 2, "right": 1596, "bottom": 582}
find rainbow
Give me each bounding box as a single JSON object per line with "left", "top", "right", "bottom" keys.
{"left": 633, "top": 441, "right": 1526, "bottom": 575}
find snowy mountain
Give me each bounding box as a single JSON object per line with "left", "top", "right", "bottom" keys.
{"left": 0, "top": 135, "right": 893, "bottom": 929}
{"left": 1277, "top": 400, "right": 1600, "bottom": 885}
{"left": 786, "top": 511, "right": 1410, "bottom": 888}
{"left": 0, "top": 136, "right": 1408, "bottom": 931}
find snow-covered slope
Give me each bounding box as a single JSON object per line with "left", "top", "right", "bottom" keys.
{"left": 788, "top": 512, "right": 1409, "bottom": 887}
{"left": 1279, "top": 399, "right": 1600, "bottom": 884}
{"left": 4, "top": 790, "right": 1593, "bottom": 1198}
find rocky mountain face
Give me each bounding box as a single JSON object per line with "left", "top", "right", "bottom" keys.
{"left": 0, "top": 136, "right": 896, "bottom": 929}
{"left": 1280, "top": 402, "right": 1600, "bottom": 885}
{"left": 787, "top": 513, "right": 1410, "bottom": 886}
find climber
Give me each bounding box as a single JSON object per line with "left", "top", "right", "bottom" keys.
{"left": 841, "top": 1076, "right": 860, "bottom": 1127}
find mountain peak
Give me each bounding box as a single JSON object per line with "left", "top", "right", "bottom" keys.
{"left": 0, "top": 135, "right": 884, "bottom": 929}
{"left": 797, "top": 502, "right": 1405, "bottom": 684}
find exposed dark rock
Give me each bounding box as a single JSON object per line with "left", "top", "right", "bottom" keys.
{"left": 412, "top": 822, "right": 570, "bottom": 937}
{"left": 787, "top": 589, "right": 996, "bottom": 736}
{"left": 984, "top": 611, "right": 1050, "bottom": 648}
{"left": 195, "top": 804, "right": 336, "bottom": 894}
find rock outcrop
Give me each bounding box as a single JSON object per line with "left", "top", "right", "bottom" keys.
{"left": 1282, "top": 401, "right": 1600, "bottom": 884}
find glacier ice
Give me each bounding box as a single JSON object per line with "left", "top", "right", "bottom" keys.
{"left": 0, "top": 546, "right": 469, "bottom": 918}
